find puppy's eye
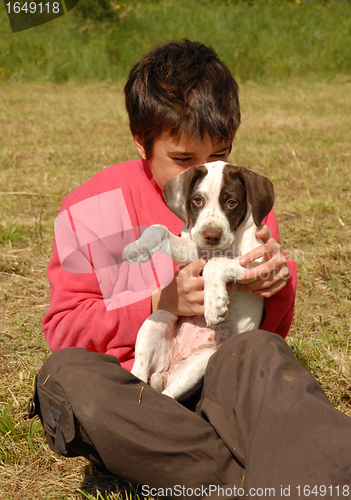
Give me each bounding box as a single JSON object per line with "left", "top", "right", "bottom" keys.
{"left": 192, "top": 197, "right": 204, "bottom": 208}
{"left": 226, "top": 200, "right": 238, "bottom": 210}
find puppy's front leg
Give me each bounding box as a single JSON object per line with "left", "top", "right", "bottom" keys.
{"left": 203, "top": 257, "right": 245, "bottom": 327}
{"left": 123, "top": 225, "right": 198, "bottom": 266}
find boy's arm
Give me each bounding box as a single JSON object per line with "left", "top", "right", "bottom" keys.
{"left": 238, "top": 210, "right": 297, "bottom": 338}
{"left": 259, "top": 254, "right": 297, "bottom": 338}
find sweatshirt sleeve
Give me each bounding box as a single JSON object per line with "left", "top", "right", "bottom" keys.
{"left": 259, "top": 210, "right": 297, "bottom": 338}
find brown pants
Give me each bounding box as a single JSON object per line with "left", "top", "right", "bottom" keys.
{"left": 29, "top": 331, "right": 351, "bottom": 499}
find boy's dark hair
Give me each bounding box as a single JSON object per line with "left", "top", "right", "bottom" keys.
{"left": 124, "top": 39, "right": 241, "bottom": 157}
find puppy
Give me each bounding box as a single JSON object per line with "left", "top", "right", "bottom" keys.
{"left": 123, "top": 161, "right": 274, "bottom": 401}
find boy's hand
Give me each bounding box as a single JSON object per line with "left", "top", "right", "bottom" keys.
{"left": 238, "top": 224, "right": 290, "bottom": 298}
{"left": 152, "top": 259, "right": 206, "bottom": 316}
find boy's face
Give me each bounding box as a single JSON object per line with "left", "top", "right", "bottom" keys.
{"left": 135, "top": 132, "right": 231, "bottom": 190}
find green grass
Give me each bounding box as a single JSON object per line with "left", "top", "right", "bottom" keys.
{"left": 0, "top": 402, "right": 43, "bottom": 464}
{"left": 0, "top": 80, "right": 351, "bottom": 498}
{"left": 0, "top": 222, "right": 25, "bottom": 245}
{"left": 1, "top": 0, "right": 351, "bottom": 84}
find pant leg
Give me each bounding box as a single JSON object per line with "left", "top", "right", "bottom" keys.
{"left": 32, "top": 347, "right": 243, "bottom": 498}
{"left": 197, "top": 330, "right": 351, "bottom": 497}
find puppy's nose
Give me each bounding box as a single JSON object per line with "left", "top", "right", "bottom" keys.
{"left": 203, "top": 229, "right": 222, "bottom": 245}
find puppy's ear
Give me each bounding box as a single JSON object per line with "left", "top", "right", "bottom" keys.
{"left": 163, "top": 166, "right": 208, "bottom": 227}
{"left": 237, "top": 166, "right": 275, "bottom": 226}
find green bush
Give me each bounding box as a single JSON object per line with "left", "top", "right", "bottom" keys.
{"left": 1, "top": 0, "right": 351, "bottom": 84}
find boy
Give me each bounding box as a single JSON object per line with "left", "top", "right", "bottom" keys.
{"left": 29, "top": 40, "right": 351, "bottom": 496}
{"left": 43, "top": 40, "right": 295, "bottom": 367}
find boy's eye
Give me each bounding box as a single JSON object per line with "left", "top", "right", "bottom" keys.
{"left": 211, "top": 153, "right": 226, "bottom": 159}
{"left": 173, "top": 157, "right": 192, "bottom": 164}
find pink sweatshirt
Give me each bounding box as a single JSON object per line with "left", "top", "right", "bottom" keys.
{"left": 43, "top": 159, "right": 297, "bottom": 371}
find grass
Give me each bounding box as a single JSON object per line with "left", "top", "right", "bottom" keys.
{"left": 1, "top": 80, "right": 351, "bottom": 498}
{"left": 1, "top": 0, "right": 351, "bottom": 84}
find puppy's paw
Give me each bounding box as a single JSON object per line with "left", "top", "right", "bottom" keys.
{"left": 122, "top": 241, "right": 154, "bottom": 264}
{"left": 131, "top": 364, "right": 148, "bottom": 383}
{"left": 123, "top": 226, "right": 168, "bottom": 264}
{"left": 204, "top": 289, "right": 229, "bottom": 327}
{"left": 162, "top": 388, "right": 175, "bottom": 399}
{"left": 150, "top": 373, "right": 165, "bottom": 392}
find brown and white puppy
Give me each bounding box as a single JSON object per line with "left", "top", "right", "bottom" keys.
{"left": 123, "top": 161, "right": 274, "bottom": 401}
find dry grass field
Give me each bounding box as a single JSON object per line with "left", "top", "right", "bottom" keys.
{"left": 0, "top": 80, "right": 351, "bottom": 499}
